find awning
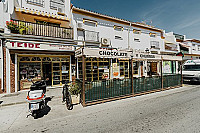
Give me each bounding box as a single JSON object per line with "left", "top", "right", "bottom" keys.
{"left": 164, "top": 40, "right": 176, "bottom": 45}
{"left": 15, "top": 7, "right": 69, "bottom": 21}
{"left": 179, "top": 43, "right": 190, "bottom": 48}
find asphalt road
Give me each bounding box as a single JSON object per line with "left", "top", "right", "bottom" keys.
{"left": 1, "top": 85, "right": 200, "bottom": 133}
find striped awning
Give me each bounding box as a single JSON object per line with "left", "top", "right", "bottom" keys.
{"left": 15, "top": 7, "right": 69, "bottom": 21}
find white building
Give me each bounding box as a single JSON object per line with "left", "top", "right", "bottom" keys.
{"left": 0, "top": 0, "right": 76, "bottom": 93}
{"left": 72, "top": 7, "right": 165, "bottom": 54}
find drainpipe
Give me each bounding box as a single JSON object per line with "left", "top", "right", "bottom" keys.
{"left": 128, "top": 22, "right": 131, "bottom": 50}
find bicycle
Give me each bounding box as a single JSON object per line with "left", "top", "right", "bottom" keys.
{"left": 62, "top": 81, "right": 73, "bottom": 110}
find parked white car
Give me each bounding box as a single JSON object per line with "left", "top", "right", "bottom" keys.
{"left": 183, "top": 60, "right": 200, "bottom": 82}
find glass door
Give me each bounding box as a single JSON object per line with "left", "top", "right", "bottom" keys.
{"left": 52, "top": 62, "right": 61, "bottom": 86}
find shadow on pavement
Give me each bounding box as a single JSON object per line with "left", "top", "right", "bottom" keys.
{"left": 34, "top": 96, "right": 54, "bottom": 119}
{"left": 183, "top": 82, "right": 200, "bottom": 85}
{"left": 0, "top": 101, "right": 3, "bottom": 104}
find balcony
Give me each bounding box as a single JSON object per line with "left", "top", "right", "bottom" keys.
{"left": 9, "top": 19, "right": 73, "bottom": 39}
{"left": 165, "top": 44, "right": 178, "bottom": 51}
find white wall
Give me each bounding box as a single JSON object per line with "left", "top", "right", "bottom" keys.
{"left": 73, "top": 13, "right": 164, "bottom": 52}
{"left": 18, "top": 0, "right": 71, "bottom": 19}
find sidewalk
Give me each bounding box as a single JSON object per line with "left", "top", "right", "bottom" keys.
{"left": 0, "top": 84, "right": 199, "bottom": 107}
{"left": 0, "top": 87, "right": 63, "bottom": 107}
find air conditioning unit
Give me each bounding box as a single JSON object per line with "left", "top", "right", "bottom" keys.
{"left": 101, "top": 38, "right": 111, "bottom": 46}
{"left": 58, "top": 7, "right": 63, "bottom": 13}
{"left": 77, "top": 23, "right": 83, "bottom": 28}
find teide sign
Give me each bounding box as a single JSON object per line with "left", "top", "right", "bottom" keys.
{"left": 6, "top": 42, "right": 74, "bottom": 51}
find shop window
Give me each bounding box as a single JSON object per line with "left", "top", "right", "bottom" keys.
{"left": 147, "top": 62, "right": 158, "bottom": 76}
{"left": 119, "top": 61, "right": 129, "bottom": 78}
{"left": 20, "top": 57, "right": 31, "bottom": 61}
{"left": 31, "top": 57, "right": 41, "bottom": 61}
{"left": 163, "top": 61, "right": 176, "bottom": 74}
{"left": 42, "top": 57, "right": 51, "bottom": 62}
{"left": 19, "top": 62, "right": 41, "bottom": 80}
{"left": 133, "top": 61, "right": 139, "bottom": 75}
{"left": 83, "top": 58, "right": 110, "bottom": 81}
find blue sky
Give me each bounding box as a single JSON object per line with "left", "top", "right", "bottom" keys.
{"left": 71, "top": 0, "right": 200, "bottom": 39}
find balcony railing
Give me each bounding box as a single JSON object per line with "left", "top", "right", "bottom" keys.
{"left": 10, "top": 19, "right": 73, "bottom": 39}
{"left": 165, "top": 44, "right": 178, "bottom": 51}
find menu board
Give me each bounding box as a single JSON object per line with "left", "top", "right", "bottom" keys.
{"left": 113, "top": 63, "right": 120, "bottom": 78}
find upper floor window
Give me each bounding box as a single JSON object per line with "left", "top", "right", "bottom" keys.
{"left": 198, "top": 46, "right": 200, "bottom": 51}
{"left": 114, "top": 25, "right": 123, "bottom": 31}
{"left": 150, "top": 41, "right": 160, "bottom": 49}
{"left": 134, "top": 38, "right": 140, "bottom": 42}
{"left": 83, "top": 19, "right": 97, "bottom": 27}
{"left": 115, "top": 36, "right": 123, "bottom": 40}
{"left": 50, "top": 0, "right": 65, "bottom": 13}
{"left": 150, "top": 33, "right": 157, "bottom": 37}
{"left": 192, "top": 44, "right": 196, "bottom": 50}
{"left": 133, "top": 29, "right": 141, "bottom": 34}
{"left": 27, "top": 0, "right": 44, "bottom": 7}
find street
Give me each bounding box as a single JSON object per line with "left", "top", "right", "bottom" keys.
{"left": 1, "top": 85, "right": 200, "bottom": 133}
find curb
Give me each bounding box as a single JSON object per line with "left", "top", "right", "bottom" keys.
{"left": 0, "top": 96, "right": 62, "bottom": 107}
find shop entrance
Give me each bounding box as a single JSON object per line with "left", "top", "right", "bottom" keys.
{"left": 42, "top": 62, "right": 52, "bottom": 86}
{"left": 18, "top": 55, "right": 70, "bottom": 90}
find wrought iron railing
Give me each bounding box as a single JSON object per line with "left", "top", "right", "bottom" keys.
{"left": 11, "top": 19, "right": 73, "bottom": 39}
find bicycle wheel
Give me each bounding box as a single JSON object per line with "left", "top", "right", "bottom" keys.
{"left": 62, "top": 86, "right": 67, "bottom": 102}
{"left": 66, "top": 93, "right": 73, "bottom": 110}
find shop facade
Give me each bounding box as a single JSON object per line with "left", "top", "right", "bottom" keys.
{"left": 76, "top": 47, "right": 182, "bottom": 106}
{"left": 3, "top": 39, "right": 75, "bottom": 93}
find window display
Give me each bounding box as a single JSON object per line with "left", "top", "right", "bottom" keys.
{"left": 19, "top": 62, "right": 41, "bottom": 80}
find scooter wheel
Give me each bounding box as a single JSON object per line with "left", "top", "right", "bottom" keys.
{"left": 33, "top": 113, "right": 37, "bottom": 119}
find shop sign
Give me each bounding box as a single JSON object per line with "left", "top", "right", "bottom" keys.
{"left": 133, "top": 53, "right": 161, "bottom": 60}
{"left": 83, "top": 47, "right": 131, "bottom": 58}
{"left": 6, "top": 42, "right": 74, "bottom": 51}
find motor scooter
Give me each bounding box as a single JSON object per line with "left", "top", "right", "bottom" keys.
{"left": 26, "top": 80, "right": 46, "bottom": 118}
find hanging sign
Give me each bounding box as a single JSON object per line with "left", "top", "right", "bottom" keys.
{"left": 6, "top": 42, "right": 74, "bottom": 51}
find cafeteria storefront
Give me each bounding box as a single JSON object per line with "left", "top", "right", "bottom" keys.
{"left": 5, "top": 41, "right": 75, "bottom": 91}
{"left": 76, "top": 47, "right": 182, "bottom": 106}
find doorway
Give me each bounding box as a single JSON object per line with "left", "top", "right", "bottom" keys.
{"left": 43, "top": 62, "right": 52, "bottom": 86}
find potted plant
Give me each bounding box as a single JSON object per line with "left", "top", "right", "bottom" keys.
{"left": 69, "top": 80, "right": 82, "bottom": 104}
{"left": 18, "top": 22, "right": 33, "bottom": 35}
{"left": 6, "top": 20, "right": 19, "bottom": 33}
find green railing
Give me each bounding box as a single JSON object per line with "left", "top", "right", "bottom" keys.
{"left": 84, "top": 74, "right": 182, "bottom": 103}
{"left": 85, "top": 78, "right": 132, "bottom": 103}
{"left": 163, "top": 74, "right": 182, "bottom": 88}
{"left": 134, "top": 76, "right": 162, "bottom": 94}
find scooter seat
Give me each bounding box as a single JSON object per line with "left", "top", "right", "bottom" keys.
{"left": 28, "top": 90, "right": 44, "bottom": 99}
